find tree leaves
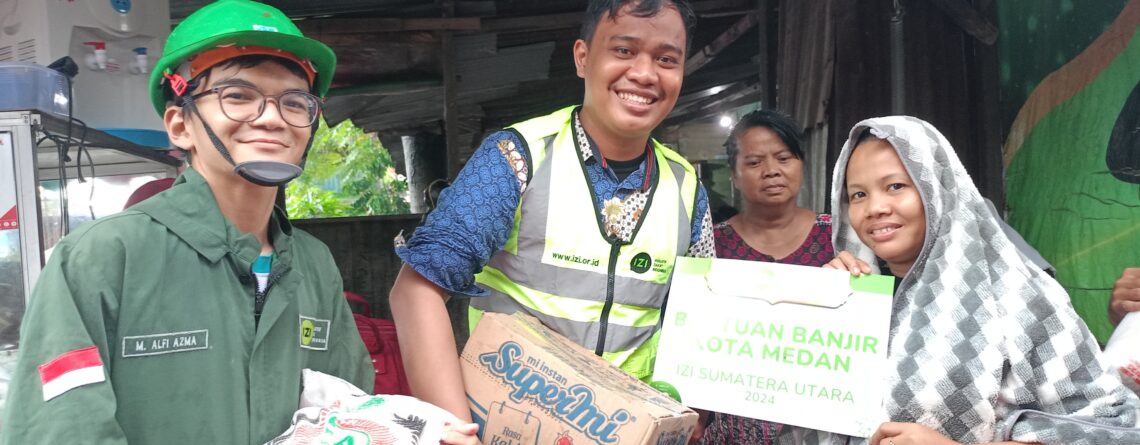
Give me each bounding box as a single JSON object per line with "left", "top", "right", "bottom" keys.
{"left": 287, "top": 118, "right": 411, "bottom": 218}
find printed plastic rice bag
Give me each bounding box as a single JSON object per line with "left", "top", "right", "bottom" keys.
{"left": 266, "top": 369, "right": 460, "bottom": 444}
{"left": 1104, "top": 312, "right": 1140, "bottom": 394}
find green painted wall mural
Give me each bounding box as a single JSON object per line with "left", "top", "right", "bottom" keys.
{"left": 1002, "top": 0, "right": 1140, "bottom": 342}
{"left": 998, "top": 0, "right": 1128, "bottom": 129}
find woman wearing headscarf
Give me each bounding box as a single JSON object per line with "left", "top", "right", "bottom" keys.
{"left": 813, "top": 116, "right": 1140, "bottom": 445}
{"left": 702, "top": 109, "right": 834, "bottom": 445}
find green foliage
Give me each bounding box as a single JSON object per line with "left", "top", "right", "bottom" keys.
{"left": 286, "top": 118, "right": 410, "bottom": 218}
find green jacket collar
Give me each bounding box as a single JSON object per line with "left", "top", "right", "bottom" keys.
{"left": 130, "top": 168, "right": 294, "bottom": 265}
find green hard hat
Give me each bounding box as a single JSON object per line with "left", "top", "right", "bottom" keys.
{"left": 148, "top": 0, "right": 336, "bottom": 116}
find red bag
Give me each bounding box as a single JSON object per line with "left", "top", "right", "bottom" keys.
{"left": 344, "top": 291, "right": 412, "bottom": 396}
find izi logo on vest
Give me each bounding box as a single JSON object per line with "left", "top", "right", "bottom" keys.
{"left": 630, "top": 253, "right": 652, "bottom": 274}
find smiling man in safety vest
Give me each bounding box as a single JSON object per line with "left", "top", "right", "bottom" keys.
{"left": 389, "top": 0, "right": 714, "bottom": 437}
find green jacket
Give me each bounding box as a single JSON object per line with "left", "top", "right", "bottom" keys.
{"left": 0, "top": 169, "right": 373, "bottom": 444}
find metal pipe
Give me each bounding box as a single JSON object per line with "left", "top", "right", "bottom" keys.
{"left": 889, "top": 0, "right": 906, "bottom": 114}
{"left": 402, "top": 135, "right": 427, "bottom": 214}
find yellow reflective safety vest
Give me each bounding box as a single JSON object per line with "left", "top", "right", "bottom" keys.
{"left": 470, "top": 106, "right": 699, "bottom": 380}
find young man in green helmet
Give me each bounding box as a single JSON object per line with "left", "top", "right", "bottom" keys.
{"left": 390, "top": 0, "right": 713, "bottom": 441}
{"left": 0, "top": 1, "right": 412, "bottom": 443}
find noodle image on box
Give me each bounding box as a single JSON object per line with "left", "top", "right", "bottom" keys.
{"left": 461, "top": 313, "right": 698, "bottom": 445}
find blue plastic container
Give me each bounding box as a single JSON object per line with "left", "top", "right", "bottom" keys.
{"left": 0, "top": 62, "right": 69, "bottom": 119}
{"left": 99, "top": 128, "right": 171, "bottom": 149}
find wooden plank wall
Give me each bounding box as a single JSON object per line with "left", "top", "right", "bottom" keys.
{"left": 831, "top": 0, "right": 1003, "bottom": 208}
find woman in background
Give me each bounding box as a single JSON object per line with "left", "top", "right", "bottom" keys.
{"left": 701, "top": 109, "right": 834, "bottom": 445}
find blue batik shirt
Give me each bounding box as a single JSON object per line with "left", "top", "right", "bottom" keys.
{"left": 396, "top": 108, "right": 714, "bottom": 296}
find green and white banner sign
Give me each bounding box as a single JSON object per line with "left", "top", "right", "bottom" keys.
{"left": 655, "top": 257, "right": 895, "bottom": 438}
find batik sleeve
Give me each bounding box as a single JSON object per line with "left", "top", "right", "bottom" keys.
{"left": 685, "top": 184, "right": 714, "bottom": 258}
{"left": 395, "top": 130, "right": 526, "bottom": 296}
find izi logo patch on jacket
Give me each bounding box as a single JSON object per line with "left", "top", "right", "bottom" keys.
{"left": 300, "top": 316, "right": 331, "bottom": 350}
{"left": 38, "top": 346, "right": 106, "bottom": 401}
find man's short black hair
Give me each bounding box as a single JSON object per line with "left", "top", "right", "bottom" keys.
{"left": 580, "top": 0, "right": 697, "bottom": 52}
{"left": 724, "top": 109, "right": 804, "bottom": 169}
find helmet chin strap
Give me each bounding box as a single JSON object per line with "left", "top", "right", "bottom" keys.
{"left": 186, "top": 102, "right": 315, "bottom": 187}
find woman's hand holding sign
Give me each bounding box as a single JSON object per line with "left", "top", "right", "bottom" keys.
{"left": 871, "top": 422, "right": 1038, "bottom": 445}
{"left": 822, "top": 251, "right": 872, "bottom": 276}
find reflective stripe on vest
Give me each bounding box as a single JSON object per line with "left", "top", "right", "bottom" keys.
{"left": 471, "top": 106, "right": 698, "bottom": 380}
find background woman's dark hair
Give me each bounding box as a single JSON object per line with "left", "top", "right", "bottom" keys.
{"left": 724, "top": 109, "right": 804, "bottom": 168}
{"left": 580, "top": 0, "right": 697, "bottom": 51}
{"left": 854, "top": 127, "right": 880, "bottom": 146}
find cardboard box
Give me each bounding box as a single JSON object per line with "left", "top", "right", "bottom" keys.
{"left": 462, "top": 312, "right": 698, "bottom": 445}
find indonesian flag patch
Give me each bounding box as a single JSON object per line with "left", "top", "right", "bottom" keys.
{"left": 38, "top": 346, "right": 106, "bottom": 401}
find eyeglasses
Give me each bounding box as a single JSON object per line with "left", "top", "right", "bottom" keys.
{"left": 189, "top": 85, "right": 321, "bottom": 127}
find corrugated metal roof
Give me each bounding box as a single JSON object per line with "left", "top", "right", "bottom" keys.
{"left": 169, "top": 0, "right": 762, "bottom": 140}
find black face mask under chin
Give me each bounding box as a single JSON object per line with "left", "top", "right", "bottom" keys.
{"left": 186, "top": 103, "right": 314, "bottom": 187}
{"left": 233, "top": 160, "right": 304, "bottom": 187}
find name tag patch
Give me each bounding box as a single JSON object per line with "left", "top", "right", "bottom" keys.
{"left": 122, "top": 330, "right": 209, "bottom": 357}
{"left": 299, "top": 316, "right": 331, "bottom": 350}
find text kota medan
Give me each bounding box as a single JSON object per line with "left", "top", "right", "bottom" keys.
{"left": 671, "top": 317, "right": 884, "bottom": 404}
{"left": 681, "top": 316, "right": 879, "bottom": 372}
